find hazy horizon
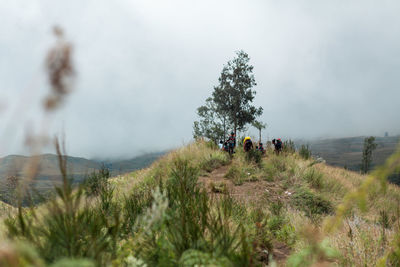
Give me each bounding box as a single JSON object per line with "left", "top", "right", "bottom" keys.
{"left": 1, "top": 0, "right": 400, "bottom": 158}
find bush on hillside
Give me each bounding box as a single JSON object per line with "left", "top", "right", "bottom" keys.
{"left": 299, "top": 144, "right": 312, "bottom": 160}
{"left": 224, "top": 165, "right": 247, "bottom": 186}
{"left": 84, "top": 164, "right": 111, "bottom": 196}
{"left": 210, "top": 181, "right": 228, "bottom": 194}
{"left": 5, "top": 153, "right": 120, "bottom": 265}
{"left": 245, "top": 149, "right": 262, "bottom": 166}
{"left": 122, "top": 187, "right": 153, "bottom": 235}
{"left": 199, "top": 152, "right": 229, "bottom": 172}
{"left": 291, "top": 187, "right": 334, "bottom": 218}
{"left": 271, "top": 156, "right": 287, "bottom": 172}
{"left": 283, "top": 140, "right": 296, "bottom": 154}
{"left": 262, "top": 163, "right": 278, "bottom": 182}
{"left": 270, "top": 200, "right": 284, "bottom": 216}
{"left": 303, "top": 168, "right": 324, "bottom": 189}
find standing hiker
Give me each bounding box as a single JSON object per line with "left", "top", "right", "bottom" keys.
{"left": 226, "top": 132, "right": 236, "bottom": 155}
{"left": 272, "top": 138, "right": 283, "bottom": 154}
{"left": 243, "top": 136, "right": 253, "bottom": 152}
{"left": 258, "top": 142, "right": 265, "bottom": 154}
{"left": 218, "top": 140, "right": 223, "bottom": 150}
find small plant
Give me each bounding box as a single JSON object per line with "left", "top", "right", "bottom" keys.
{"left": 245, "top": 149, "right": 262, "bottom": 166}
{"left": 283, "top": 139, "right": 296, "bottom": 154}
{"left": 276, "top": 224, "right": 297, "bottom": 246}
{"left": 84, "top": 164, "right": 111, "bottom": 196}
{"left": 291, "top": 187, "right": 334, "bottom": 218}
{"left": 299, "top": 144, "right": 312, "bottom": 160}
{"left": 267, "top": 215, "right": 285, "bottom": 233}
{"left": 379, "top": 209, "right": 390, "bottom": 229}
{"left": 225, "top": 165, "right": 244, "bottom": 186}
{"left": 199, "top": 153, "right": 229, "bottom": 172}
{"left": 163, "top": 158, "right": 250, "bottom": 263}
{"left": 271, "top": 156, "right": 287, "bottom": 172}
{"left": 270, "top": 200, "right": 284, "bottom": 216}
{"left": 122, "top": 188, "right": 153, "bottom": 234}
{"left": 261, "top": 164, "right": 277, "bottom": 182}
{"left": 210, "top": 181, "right": 228, "bottom": 194}
{"left": 5, "top": 140, "right": 120, "bottom": 265}
{"left": 304, "top": 168, "right": 324, "bottom": 189}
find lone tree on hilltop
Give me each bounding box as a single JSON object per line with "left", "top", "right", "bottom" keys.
{"left": 361, "top": 136, "right": 378, "bottom": 174}
{"left": 252, "top": 120, "right": 267, "bottom": 143}
{"left": 193, "top": 50, "right": 262, "bottom": 144}
{"left": 212, "top": 50, "right": 263, "bottom": 141}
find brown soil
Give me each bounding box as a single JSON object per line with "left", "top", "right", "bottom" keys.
{"left": 199, "top": 165, "right": 292, "bottom": 265}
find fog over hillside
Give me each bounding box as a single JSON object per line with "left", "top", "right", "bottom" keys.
{"left": 1, "top": 0, "right": 400, "bottom": 158}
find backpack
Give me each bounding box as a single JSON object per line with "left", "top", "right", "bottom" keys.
{"left": 244, "top": 140, "right": 253, "bottom": 151}
{"left": 276, "top": 139, "right": 282, "bottom": 150}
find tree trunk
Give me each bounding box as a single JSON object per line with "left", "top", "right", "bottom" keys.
{"left": 223, "top": 117, "right": 226, "bottom": 141}
{"left": 234, "top": 119, "right": 237, "bottom": 147}
{"left": 259, "top": 128, "right": 261, "bottom": 143}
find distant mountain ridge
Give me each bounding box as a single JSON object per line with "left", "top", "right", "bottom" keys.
{"left": 0, "top": 152, "right": 167, "bottom": 181}
{"left": 297, "top": 135, "right": 400, "bottom": 171}
{"left": 0, "top": 151, "right": 166, "bottom": 205}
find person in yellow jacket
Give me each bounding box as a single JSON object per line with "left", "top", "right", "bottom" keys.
{"left": 243, "top": 136, "right": 253, "bottom": 152}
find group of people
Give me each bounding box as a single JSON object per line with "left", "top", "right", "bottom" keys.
{"left": 243, "top": 136, "right": 265, "bottom": 154}
{"left": 218, "top": 132, "right": 282, "bottom": 155}
{"left": 218, "top": 132, "right": 236, "bottom": 154}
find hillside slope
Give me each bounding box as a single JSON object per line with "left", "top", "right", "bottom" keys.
{"left": 300, "top": 135, "right": 400, "bottom": 170}
{"left": 1, "top": 141, "right": 400, "bottom": 266}
{"left": 0, "top": 152, "right": 165, "bottom": 205}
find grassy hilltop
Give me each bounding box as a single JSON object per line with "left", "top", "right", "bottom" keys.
{"left": 1, "top": 140, "right": 400, "bottom": 266}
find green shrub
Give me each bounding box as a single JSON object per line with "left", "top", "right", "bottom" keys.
{"left": 129, "top": 158, "right": 252, "bottom": 265}
{"left": 299, "top": 144, "right": 312, "bottom": 160}
{"left": 210, "top": 182, "right": 228, "bottom": 194}
{"left": 270, "top": 200, "right": 284, "bottom": 216}
{"left": 205, "top": 140, "right": 218, "bottom": 150}
{"left": 122, "top": 187, "right": 153, "bottom": 235}
{"left": 283, "top": 140, "right": 296, "bottom": 154}
{"left": 199, "top": 153, "right": 229, "bottom": 172}
{"left": 267, "top": 215, "right": 285, "bottom": 233}
{"left": 276, "top": 224, "right": 297, "bottom": 246}
{"left": 262, "top": 164, "right": 277, "bottom": 182}
{"left": 379, "top": 209, "right": 390, "bottom": 229}
{"left": 5, "top": 146, "right": 120, "bottom": 266}
{"left": 271, "top": 157, "right": 287, "bottom": 172}
{"left": 245, "top": 149, "right": 262, "bottom": 166}
{"left": 179, "top": 249, "right": 232, "bottom": 266}
{"left": 304, "top": 168, "right": 324, "bottom": 189}
{"left": 291, "top": 188, "right": 334, "bottom": 218}
{"left": 84, "top": 164, "right": 111, "bottom": 196}
{"left": 225, "top": 165, "right": 244, "bottom": 186}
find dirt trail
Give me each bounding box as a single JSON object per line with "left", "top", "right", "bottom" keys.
{"left": 199, "top": 165, "right": 289, "bottom": 205}
{"left": 199, "top": 165, "right": 291, "bottom": 265}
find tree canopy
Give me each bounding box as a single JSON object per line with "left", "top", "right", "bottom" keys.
{"left": 212, "top": 50, "right": 263, "bottom": 137}
{"left": 193, "top": 50, "right": 263, "bottom": 143}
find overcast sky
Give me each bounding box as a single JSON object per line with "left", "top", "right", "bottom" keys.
{"left": 1, "top": 0, "right": 399, "bottom": 159}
